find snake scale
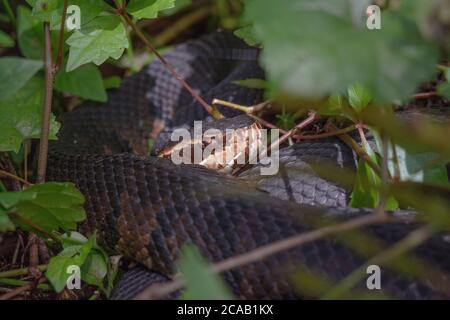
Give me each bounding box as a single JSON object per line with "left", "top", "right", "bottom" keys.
{"left": 46, "top": 32, "right": 450, "bottom": 299}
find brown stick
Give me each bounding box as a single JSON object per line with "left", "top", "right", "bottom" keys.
{"left": 331, "top": 124, "right": 383, "bottom": 177}
{"left": 136, "top": 212, "right": 392, "bottom": 299}
{"left": 0, "top": 170, "right": 32, "bottom": 186}
{"left": 119, "top": 11, "right": 216, "bottom": 117}
{"left": 36, "top": 22, "right": 54, "bottom": 184}
{"left": 413, "top": 92, "right": 437, "bottom": 99}
{"left": 154, "top": 5, "right": 214, "bottom": 47}
{"left": 296, "top": 125, "right": 357, "bottom": 140}
{"left": 0, "top": 277, "right": 46, "bottom": 300}
{"left": 53, "top": 0, "right": 69, "bottom": 73}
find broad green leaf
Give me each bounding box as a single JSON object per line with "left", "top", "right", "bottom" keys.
{"left": 49, "top": 0, "right": 111, "bottom": 30}
{"left": 13, "top": 182, "right": 85, "bottom": 233}
{"left": 46, "top": 235, "right": 95, "bottom": 292}
{"left": 17, "top": 6, "right": 45, "bottom": 59}
{"left": 31, "top": 0, "right": 63, "bottom": 22}
{"left": 0, "top": 30, "right": 14, "bottom": 47}
{"left": 347, "top": 84, "right": 372, "bottom": 113}
{"left": 0, "top": 208, "right": 15, "bottom": 232}
{"left": 55, "top": 63, "right": 107, "bottom": 102}
{"left": 178, "top": 245, "right": 233, "bottom": 300}
{"left": 127, "top": 0, "right": 175, "bottom": 20}
{"left": 0, "top": 191, "right": 37, "bottom": 209}
{"left": 66, "top": 15, "right": 128, "bottom": 71}
{"left": 243, "top": 0, "right": 439, "bottom": 103}
{"left": 80, "top": 250, "right": 108, "bottom": 286}
{"left": 234, "top": 26, "right": 259, "bottom": 47}
{"left": 0, "top": 57, "right": 43, "bottom": 101}
{"left": 0, "top": 76, "right": 59, "bottom": 153}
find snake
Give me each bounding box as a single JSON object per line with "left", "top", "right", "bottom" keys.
{"left": 46, "top": 31, "right": 450, "bottom": 299}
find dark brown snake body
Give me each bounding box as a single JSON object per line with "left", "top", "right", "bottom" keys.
{"left": 46, "top": 32, "right": 450, "bottom": 299}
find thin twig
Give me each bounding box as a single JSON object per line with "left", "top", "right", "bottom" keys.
{"left": 36, "top": 22, "right": 54, "bottom": 184}
{"left": 0, "top": 265, "right": 47, "bottom": 279}
{"left": 0, "top": 170, "right": 32, "bottom": 186}
{"left": 1, "top": 0, "right": 16, "bottom": 27}
{"left": 296, "top": 125, "right": 357, "bottom": 140}
{"left": 322, "top": 225, "right": 434, "bottom": 299}
{"left": 233, "top": 112, "right": 318, "bottom": 176}
{"left": 23, "top": 141, "right": 29, "bottom": 184}
{"left": 119, "top": 10, "right": 217, "bottom": 118}
{"left": 413, "top": 92, "right": 437, "bottom": 99}
{"left": 154, "top": 5, "right": 215, "bottom": 47}
{"left": 331, "top": 124, "right": 383, "bottom": 177}
{"left": 0, "top": 277, "right": 46, "bottom": 300}
{"left": 53, "top": 0, "right": 69, "bottom": 73}
{"left": 213, "top": 98, "right": 272, "bottom": 114}
{"left": 136, "top": 212, "right": 392, "bottom": 299}
{"left": 10, "top": 213, "right": 62, "bottom": 244}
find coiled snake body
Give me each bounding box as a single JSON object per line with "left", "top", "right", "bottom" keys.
{"left": 46, "top": 32, "right": 450, "bottom": 299}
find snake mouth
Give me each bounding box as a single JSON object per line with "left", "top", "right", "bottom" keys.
{"left": 157, "top": 117, "right": 264, "bottom": 174}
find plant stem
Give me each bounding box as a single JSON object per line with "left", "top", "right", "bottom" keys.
{"left": 322, "top": 225, "right": 434, "bottom": 299}
{"left": 10, "top": 212, "right": 62, "bottom": 244}
{"left": 154, "top": 5, "right": 215, "bottom": 47}
{"left": 0, "top": 265, "right": 47, "bottom": 278}
{"left": 54, "top": 0, "right": 68, "bottom": 73}
{"left": 0, "top": 170, "right": 32, "bottom": 186}
{"left": 1, "top": 0, "right": 16, "bottom": 27}
{"left": 332, "top": 124, "right": 383, "bottom": 177}
{"left": 119, "top": 11, "right": 217, "bottom": 118}
{"left": 36, "top": 22, "right": 54, "bottom": 184}
{"left": 0, "top": 278, "right": 52, "bottom": 291}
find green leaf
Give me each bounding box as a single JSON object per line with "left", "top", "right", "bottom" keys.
{"left": 437, "top": 67, "right": 450, "bottom": 99}
{"left": 0, "top": 57, "right": 43, "bottom": 101}
{"left": 80, "top": 250, "right": 108, "bottom": 286}
{"left": 14, "top": 182, "right": 85, "bottom": 233}
{"left": 232, "top": 78, "right": 268, "bottom": 89}
{"left": 243, "top": 0, "right": 439, "bottom": 103}
{"left": 0, "top": 208, "right": 15, "bottom": 232}
{"left": 55, "top": 63, "right": 107, "bottom": 102}
{"left": 349, "top": 143, "right": 398, "bottom": 210}
{"left": 234, "top": 26, "right": 260, "bottom": 47}
{"left": 347, "top": 84, "right": 372, "bottom": 113}
{"left": 178, "top": 245, "right": 233, "bottom": 300}
{"left": 46, "top": 235, "right": 95, "bottom": 292}
{"left": 103, "top": 76, "right": 121, "bottom": 89}
{"left": 49, "top": 0, "right": 111, "bottom": 30}
{"left": 66, "top": 15, "right": 128, "bottom": 71}
{"left": 0, "top": 191, "right": 37, "bottom": 209}
{"left": 17, "top": 6, "right": 45, "bottom": 59}
{"left": 126, "top": 0, "right": 176, "bottom": 20}
{"left": 0, "top": 76, "right": 59, "bottom": 153}
{"left": 0, "top": 30, "right": 14, "bottom": 48}
{"left": 162, "top": 0, "right": 191, "bottom": 16}
{"left": 31, "top": 0, "right": 63, "bottom": 22}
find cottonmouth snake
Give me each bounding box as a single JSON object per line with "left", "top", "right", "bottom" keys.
{"left": 46, "top": 32, "right": 450, "bottom": 299}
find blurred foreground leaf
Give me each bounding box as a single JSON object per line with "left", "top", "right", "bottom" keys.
{"left": 0, "top": 76, "right": 59, "bottom": 152}
{"left": 178, "top": 245, "right": 233, "bottom": 300}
